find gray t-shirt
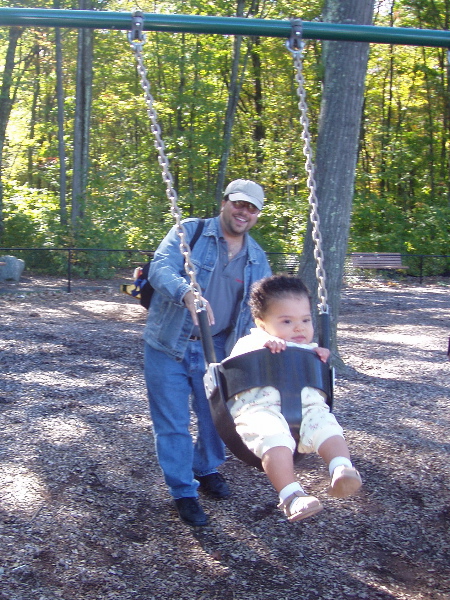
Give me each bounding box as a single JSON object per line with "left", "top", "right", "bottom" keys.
{"left": 191, "top": 228, "right": 247, "bottom": 337}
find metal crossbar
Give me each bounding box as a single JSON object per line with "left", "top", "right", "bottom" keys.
{"left": 1, "top": 8, "right": 450, "bottom": 48}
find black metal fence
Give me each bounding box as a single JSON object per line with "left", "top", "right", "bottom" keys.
{"left": 1, "top": 247, "right": 449, "bottom": 293}
{"left": 0, "top": 247, "right": 152, "bottom": 293}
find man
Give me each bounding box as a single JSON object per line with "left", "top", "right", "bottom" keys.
{"left": 143, "top": 179, "right": 272, "bottom": 526}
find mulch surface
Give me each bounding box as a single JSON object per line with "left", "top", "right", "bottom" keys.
{"left": 1, "top": 276, "right": 449, "bottom": 600}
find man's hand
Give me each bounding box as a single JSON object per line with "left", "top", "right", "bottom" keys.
{"left": 183, "top": 291, "right": 215, "bottom": 327}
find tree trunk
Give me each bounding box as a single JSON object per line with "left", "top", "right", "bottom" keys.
{"left": 380, "top": 39, "right": 394, "bottom": 198}
{"left": 54, "top": 0, "right": 68, "bottom": 227}
{"left": 299, "top": 0, "right": 375, "bottom": 365}
{"left": 445, "top": 50, "right": 450, "bottom": 207}
{"left": 215, "top": 0, "right": 247, "bottom": 209}
{"left": 71, "top": 0, "right": 93, "bottom": 233}
{"left": 0, "top": 27, "right": 23, "bottom": 242}
{"left": 27, "top": 42, "right": 40, "bottom": 188}
{"left": 251, "top": 36, "right": 265, "bottom": 168}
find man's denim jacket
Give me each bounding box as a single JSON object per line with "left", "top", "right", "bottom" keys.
{"left": 143, "top": 216, "right": 272, "bottom": 361}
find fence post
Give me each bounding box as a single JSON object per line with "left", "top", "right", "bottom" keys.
{"left": 67, "top": 249, "right": 72, "bottom": 293}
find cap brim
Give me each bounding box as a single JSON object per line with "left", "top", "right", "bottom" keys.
{"left": 229, "top": 192, "right": 263, "bottom": 211}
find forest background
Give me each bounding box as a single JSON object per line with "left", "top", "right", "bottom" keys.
{"left": 0, "top": 0, "right": 449, "bottom": 279}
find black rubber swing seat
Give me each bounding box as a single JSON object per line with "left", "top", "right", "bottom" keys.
{"left": 204, "top": 346, "right": 333, "bottom": 470}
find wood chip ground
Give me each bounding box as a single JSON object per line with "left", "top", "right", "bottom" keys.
{"left": 1, "top": 276, "right": 449, "bottom": 600}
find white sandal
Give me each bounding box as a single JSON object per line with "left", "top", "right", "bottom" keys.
{"left": 278, "top": 490, "right": 323, "bottom": 523}
{"left": 329, "top": 465, "right": 362, "bottom": 498}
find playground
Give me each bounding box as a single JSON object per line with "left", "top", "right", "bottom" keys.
{"left": 1, "top": 279, "right": 449, "bottom": 600}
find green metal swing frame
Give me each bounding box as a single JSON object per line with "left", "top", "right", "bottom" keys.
{"left": 0, "top": 7, "right": 449, "bottom": 48}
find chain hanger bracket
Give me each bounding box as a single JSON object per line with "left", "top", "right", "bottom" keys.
{"left": 128, "top": 10, "right": 145, "bottom": 44}
{"left": 286, "top": 18, "right": 305, "bottom": 55}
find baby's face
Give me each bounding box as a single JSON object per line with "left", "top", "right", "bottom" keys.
{"left": 256, "top": 294, "right": 314, "bottom": 345}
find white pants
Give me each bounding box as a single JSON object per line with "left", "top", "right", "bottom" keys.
{"left": 229, "top": 385, "right": 344, "bottom": 459}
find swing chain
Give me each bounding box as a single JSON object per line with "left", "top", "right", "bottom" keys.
{"left": 128, "top": 11, "right": 204, "bottom": 307}
{"left": 287, "top": 20, "right": 329, "bottom": 315}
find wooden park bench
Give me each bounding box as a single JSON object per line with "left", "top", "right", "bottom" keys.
{"left": 351, "top": 252, "right": 408, "bottom": 272}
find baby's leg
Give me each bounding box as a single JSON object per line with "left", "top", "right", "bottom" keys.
{"left": 231, "top": 388, "right": 322, "bottom": 522}
{"left": 317, "top": 435, "right": 362, "bottom": 498}
{"left": 262, "top": 446, "right": 323, "bottom": 522}
{"left": 299, "top": 388, "right": 362, "bottom": 498}
{"left": 231, "top": 387, "right": 295, "bottom": 459}
{"left": 317, "top": 434, "right": 350, "bottom": 463}
{"left": 261, "top": 445, "right": 296, "bottom": 493}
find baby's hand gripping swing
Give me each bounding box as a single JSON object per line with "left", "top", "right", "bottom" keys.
{"left": 129, "top": 15, "right": 333, "bottom": 470}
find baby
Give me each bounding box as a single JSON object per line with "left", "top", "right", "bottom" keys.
{"left": 229, "top": 274, "right": 362, "bottom": 522}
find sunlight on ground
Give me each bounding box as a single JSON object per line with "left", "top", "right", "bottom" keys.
{"left": 343, "top": 329, "right": 442, "bottom": 351}
{"left": 72, "top": 299, "right": 145, "bottom": 320}
{"left": 16, "top": 363, "right": 119, "bottom": 387}
{"left": 76, "top": 299, "right": 140, "bottom": 313}
{"left": 367, "top": 332, "right": 437, "bottom": 348}
{"left": 89, "top": 405, "right": 124, "bottom": 414}
{"left": 1, "top": 465, "right": 47, "bottom": 513}
{"left": 401, "top": 417, "right": 448, "bottom": 435}
{"left": 36, "top": 415, "right": 90, "bottom": 445}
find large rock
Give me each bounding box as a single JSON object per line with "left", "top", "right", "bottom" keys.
{"left": 0, "top": 255, "right": 25, "bottom": 282}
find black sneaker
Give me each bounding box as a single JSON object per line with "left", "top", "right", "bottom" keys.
{"left": 174, "top": 497, "right": 209, "bottom": 526}
{"left": 196, "top": 472, "right": 231, "bottom": 499}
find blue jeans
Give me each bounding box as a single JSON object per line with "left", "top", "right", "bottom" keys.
{"left": 144, "top": 333, "right": 227, "bottom": 499}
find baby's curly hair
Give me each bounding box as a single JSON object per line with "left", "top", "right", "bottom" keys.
{"left": 249, "top": 275, "right": 312, "bottom": 320}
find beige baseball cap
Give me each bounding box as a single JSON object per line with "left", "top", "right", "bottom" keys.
{"left": 224, "top": 179, "right": 264, "bottom": 211}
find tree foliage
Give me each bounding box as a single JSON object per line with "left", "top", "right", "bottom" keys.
{"left": 0, "top": 0, "right": 448, "bottom": 273}
{"left": 352, "top": 0, "right": 450, "bottom": 255}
